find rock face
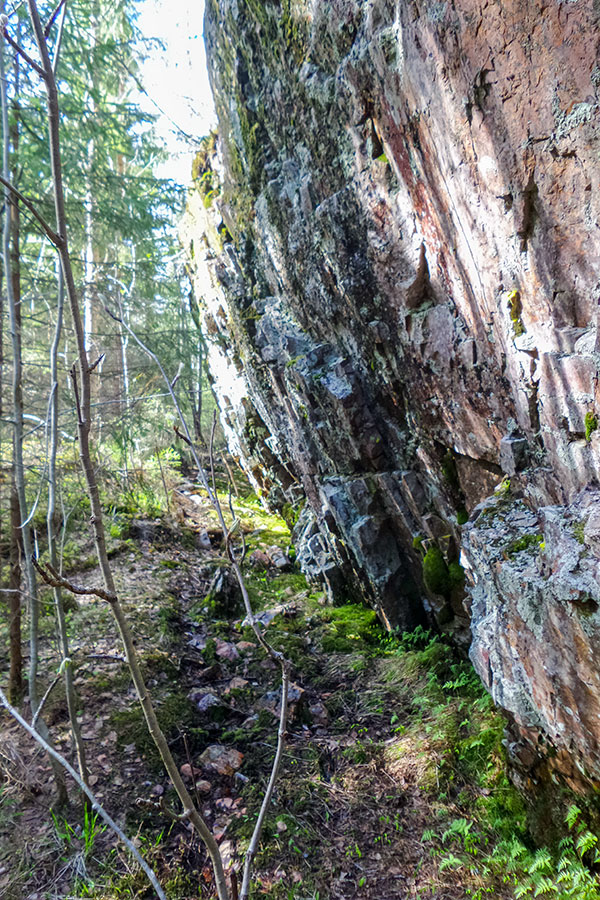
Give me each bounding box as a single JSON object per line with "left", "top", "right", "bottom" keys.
{"left": 464, "top": 488, "right": 600, "bottom": 790}
{"left": 182, "top": 1, "right": 600, "bottom": 782}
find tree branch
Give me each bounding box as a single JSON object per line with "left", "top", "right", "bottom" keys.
{"left": 240, "top": 664, "right": 290, "bottom": 900}
{"left": 44, "top": 0, "right": 66, "bottom": 37}
{"left": 1, "top": 27, "right": 45, "bottom": 78}
{"left": 136, "top": 795, "right": 192, "bottom": 823}
{"left": 32, "top": 670, "right": 62, "bottom": 728}
{"left": 0, "top": 686, "right": 167, "bottom": 900}
{"left": 32, "top": 557, "right": 117, "bottom": 602}
{"left": 69, "top": 364, "right": 83, "bottom": 425}
{"left": 0, "top": 171, "right": 61, "bottom": 244}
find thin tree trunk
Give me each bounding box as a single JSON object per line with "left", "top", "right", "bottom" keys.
{"left": 4, "top": 31, "right": 36, "bottom": 711}
{"left": 8, "top": 480, "right": 22, "bottom": 704}
{"left": 1, "top": 5, "right": 67, "bottom": 804}
{"left": 4, "top": 24, "right": 22, "bottom": 707}
{"left": 49, "top": 261, "right": 89, "bottom": 790}
{"left": 191, "top": 336, "right": 203, "bottom": 443}
{"left": 83, "top": 143, "right": 96, "bottom": 353}
{"left": 45, "top": 6, "right": 89, "bottom": 790}
{"left": 25, "top": 4, "right": 229, "bottom": 894}
{"left": 118, "top": 291, "right": 130, "bottom": 484}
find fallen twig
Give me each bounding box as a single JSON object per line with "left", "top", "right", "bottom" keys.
{"left": 0, "top": 686, "right": 167, "bottom": 900}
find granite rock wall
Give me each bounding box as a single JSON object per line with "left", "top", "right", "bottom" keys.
{"left": 182, "top": 0, "right": 600, "bottom": 783}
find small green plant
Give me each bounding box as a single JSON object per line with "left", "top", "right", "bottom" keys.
{"left": 83, "top": 807, "right": 105, "bottom": 857}
{"left": 585, "top": 411, "right": 598, "bottom": 442}
{"left": 498, "top": 477, "right": 511, "bottom": 495}
{"left": 51, "top": 807, "right": 105, "bottom": 859}
{"left": 442, "top": 818, "right": 479, "bottom": 855}
{"left": 512, "top": 805, "right": 600, "bottom": 899}
{"left": 413, "top": 534, "right": 425, "bottom": 552}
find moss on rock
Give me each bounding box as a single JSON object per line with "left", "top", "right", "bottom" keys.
{"left": 422, "top": 545, "right": 451, "bottom": 598}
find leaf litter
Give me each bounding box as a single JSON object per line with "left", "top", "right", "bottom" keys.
{"left": 0, "top": 482, "right": 521, "bottom": 900}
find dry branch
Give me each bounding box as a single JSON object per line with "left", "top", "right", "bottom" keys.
{"left": 22, "top": 5, "right": 230, "bottom": 895}
{"left": 0, "top": 687, "right": 167, "bottom": 900}
{"left": 33, "top": 557, "right": 117, "bottom": 602}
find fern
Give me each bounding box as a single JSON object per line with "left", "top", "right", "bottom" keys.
{"left": 576, "top": 831, "right": 598, "bottom": 858}
{"left": 528, "top": 850, "right": 554, "bottom": 874}
{"left": 566, "top": 806, "right": 582, "bottom": 830}
{"left": 533, "top": 876, "right": 557, "bottom": 896}
{"left": 439, "top": 852, "right": 464, "bottom": 871}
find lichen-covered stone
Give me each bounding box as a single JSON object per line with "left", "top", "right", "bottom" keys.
{"left": 182, "top": 0, "right": 600, "bottom": 782}
{"left": 464, "top": 488, "right": 600, "bottom": 787}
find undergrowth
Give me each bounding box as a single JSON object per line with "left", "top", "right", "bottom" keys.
{"left": 3, "top": 471, "right": 600, "bottom": 900}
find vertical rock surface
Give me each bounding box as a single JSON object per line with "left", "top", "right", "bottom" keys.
{"left": 182, "top": 0, "right": 600, "bottom": 783}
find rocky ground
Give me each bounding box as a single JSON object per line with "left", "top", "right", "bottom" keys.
{"left": 0, "top": 477, "right": 596, "bottom": 900}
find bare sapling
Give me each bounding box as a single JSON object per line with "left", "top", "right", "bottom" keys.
{"left": 0, "top": 0, "right": 67, "bottom": 806}
{"left": 0, "top": 3, "right": 293, "bottom": 896}
{"left": 0, "top": 685, "right": 167, "bottom": 900}
{"left": 108, "top": 309, "right": 292, "bottom": 900}
{"left": 44, "top": 0, "right": 90, "bottom": 793}
{"left": 0, "top": 4, "right": 230, "bottom": 898}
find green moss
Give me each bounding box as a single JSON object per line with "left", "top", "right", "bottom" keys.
{"left": 585, "top": 411, "right": 598, "bottom": 442}
{"left": 412, "top": 534, "right": 425, "bottom": 552}
{"left": 319, "top": 603, "right": 382, "bottom": 653}
{"left": 413, "top": 534, "right": 425, "bottom": 553}
{"left": 456, "top": 507, "right": 469, "bottom": 526}
{"left": 281, "top": 499, "right": 304, "bottom": 530}
{"left": 422, "top": 545, "right": 451, "bottom": 598}
{"left": 203, "top": 637, "right": 218, "bottom": 664}
{"left": 573, "top": 519, "right": 586, "bottom": 545}
{"left": 448, "top": 561, "right": 465, "bottom": 589}
{"left": 507, "top": 289, "right": 525, "bottom": 336}
{"left": 505, "top": 532, "right": 543, "bottom": 557}
{"left": 191, "top": 132, "right": 217, "bottom": 179}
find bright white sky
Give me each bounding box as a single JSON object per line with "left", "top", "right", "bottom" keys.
{"left": 136, "top": 0, "right": 216, "bottom": 184}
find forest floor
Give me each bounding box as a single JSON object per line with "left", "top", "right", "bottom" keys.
{"left": 0, "top": 474, "right": 587, "bottom": 900}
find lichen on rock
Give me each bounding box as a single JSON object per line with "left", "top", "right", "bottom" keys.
{"left": 182, "top": 0, "right": 600, "bottom": 785}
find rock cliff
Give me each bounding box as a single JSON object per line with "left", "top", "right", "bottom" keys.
{"left": 182, "top": 0, "right": 600, "bottom": 787}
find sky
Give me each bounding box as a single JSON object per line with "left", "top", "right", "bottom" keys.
{"left": 136, "top": 0, "right": 216, "bottom": 184}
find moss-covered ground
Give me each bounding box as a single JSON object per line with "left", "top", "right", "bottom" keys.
{"left": 1, "top": 472, "right": 599, "bottom": 900}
